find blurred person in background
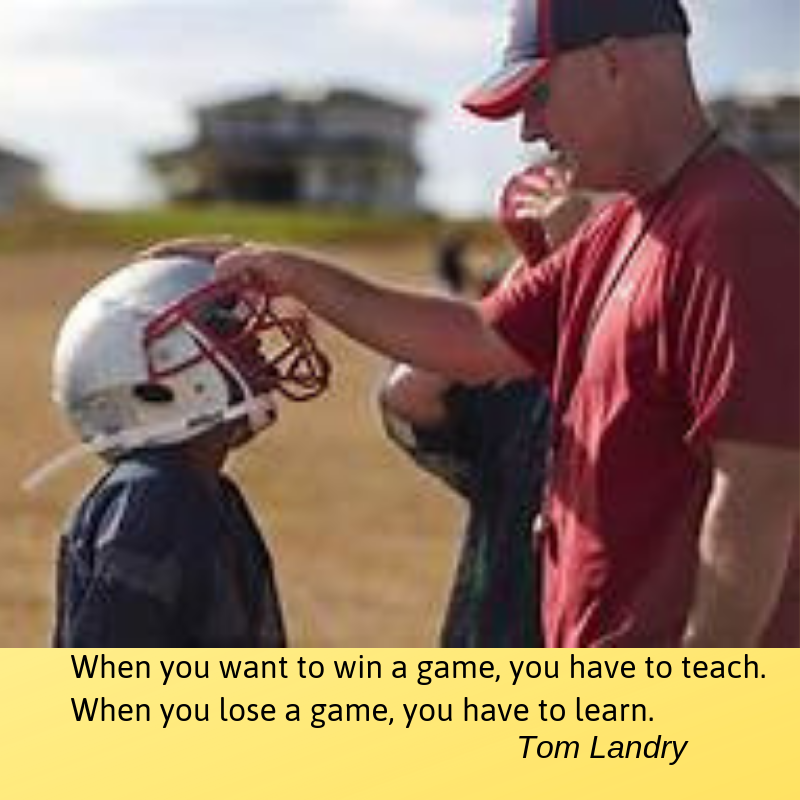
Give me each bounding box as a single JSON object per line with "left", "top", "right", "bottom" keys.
{"left": 378, "top": 166, "right": 591, "bottom": 647}
{"left": 433, "top": 230, "right": 473, "bottom": 296}
{"left": 150, "top": 0, "right": 799, "bottom": 647}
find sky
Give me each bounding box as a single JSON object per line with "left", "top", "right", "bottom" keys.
{"left": 0, "top": 0, "right": 798, "bottom": 215}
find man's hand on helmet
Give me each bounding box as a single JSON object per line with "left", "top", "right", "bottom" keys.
{"left": 215, "top": 242, "right": 303, "bottom": 297}
{"left": 142, "top": 237, "right": 305, "bottom": 298}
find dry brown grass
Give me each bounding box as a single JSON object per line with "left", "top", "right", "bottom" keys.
{"left": 0, "top": 241, "right": 484, "bottom": 647}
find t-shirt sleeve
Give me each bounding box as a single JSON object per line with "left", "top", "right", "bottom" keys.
{"left": 479, "top": 251, "right": 565, "bottom": 382}
{"left": 669, "top": 195, "right": 800, "bottom": 449}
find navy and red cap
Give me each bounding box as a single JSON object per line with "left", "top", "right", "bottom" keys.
{"left": 463, "top": 0, "right": 690, "bottom": 121}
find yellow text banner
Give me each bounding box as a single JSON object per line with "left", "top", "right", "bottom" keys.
{"left": 1, "top": 648, "right": 796, "bottom": 798}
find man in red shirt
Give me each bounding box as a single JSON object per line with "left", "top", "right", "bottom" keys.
{"left": 153, "top": 0, "right": 799, "bottom": 646}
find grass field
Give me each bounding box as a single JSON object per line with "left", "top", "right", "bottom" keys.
{"left": 0, "top": 214, "right": 505, "bottom": 647}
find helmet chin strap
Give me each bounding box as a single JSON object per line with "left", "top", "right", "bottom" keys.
{"left": 191, "top": 327, "right": 278, "bottom": 435}
{"left": 245, "top": 394, "right": 277, "bottom": 433}
{"left": 21, "top": 392, "right": 275, "bottom": 494}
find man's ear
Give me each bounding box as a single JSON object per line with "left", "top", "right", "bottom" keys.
{"left": 597, "top": 37, "right": 631, "bottom": 86}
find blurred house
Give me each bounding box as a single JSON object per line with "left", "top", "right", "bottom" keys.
{"left": 148, "top": 87, "right": 425, "bottom": 212}
{"left": 0, "top": 144, "right": 46, "bottom": 212}
{"left": 709, "top": 93, "right": 799, "bottom": 200}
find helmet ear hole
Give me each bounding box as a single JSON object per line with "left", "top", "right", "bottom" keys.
{"left": 133, "top": 383, "right": 175, "bottom": 404}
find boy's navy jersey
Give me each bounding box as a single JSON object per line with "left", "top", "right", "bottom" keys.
{"left": 384, "top": 380, "right": 550, "bottom": 648}
{"left": 53, "top": 449, "right": 286, "bottom": 647}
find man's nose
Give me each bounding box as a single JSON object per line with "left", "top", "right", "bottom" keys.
{"left": 521, "top": 105, "right": 548, "bottom": 143}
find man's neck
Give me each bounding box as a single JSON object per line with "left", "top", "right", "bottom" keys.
{"left": 631, "top": 116, "right": 718, "bottom": 197}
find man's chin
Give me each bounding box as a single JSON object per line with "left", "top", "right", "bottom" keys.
{"left": 570, "top": 165, "right": 613, "bottom": 194}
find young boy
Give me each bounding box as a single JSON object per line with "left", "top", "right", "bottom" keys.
{"left": 378, "top": 165, "right": 592, "bottom": 647}
{"left": 43, "top": 254, "right": 330, "bottom": 647}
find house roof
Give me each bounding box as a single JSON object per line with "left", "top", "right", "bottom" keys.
{"left": 0, "top": 143, "right": 41, "bottom": 171}
{"left": 196, "top": 86, "right": 424, "bottom": 121}
{"left": 708, "top": 93, "right": 799, "bottom": 125}
{"left": 149, "top": 136, "right": 421, "bottom": 171}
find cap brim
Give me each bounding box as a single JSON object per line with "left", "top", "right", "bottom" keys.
{"left": 461, "top": 59, "right": 549, "bottom": 120}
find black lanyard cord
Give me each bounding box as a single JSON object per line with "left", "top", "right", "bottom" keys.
{"left": 544, "top": 127, "right": 722, "bottom": 498}
{"left": 576, "top": 127, "right": 720, "bottom": 370}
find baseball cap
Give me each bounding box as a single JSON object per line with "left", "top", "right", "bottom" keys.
{"left": 463, "top": 0, "right": 690, "bottom": 120}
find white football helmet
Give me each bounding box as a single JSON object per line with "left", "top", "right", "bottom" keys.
{"left": 26, "top": 255, "right": 330, "bottom": 489}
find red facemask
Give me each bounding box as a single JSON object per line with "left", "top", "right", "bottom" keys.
{"left": 144, "top": 274, "right": 331, "bottom": 403}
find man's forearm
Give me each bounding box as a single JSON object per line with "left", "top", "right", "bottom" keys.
{"left": 285, "top": 251, "right": 528, "bottom": 384}
{"left": 682, "top": 442, "right": 798, "bottom": 646}
{"left": 682, "top": 515, "right": 790, "bottom": 647}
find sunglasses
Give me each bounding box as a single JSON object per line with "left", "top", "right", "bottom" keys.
{"left": 529, "top": 80, "right": 551, "bottom": 109}
{"left": 526, "top": 61, "right": 555, "bottom": 111}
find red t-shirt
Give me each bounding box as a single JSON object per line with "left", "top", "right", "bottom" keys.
{"left": 482, "top": 148, "right": 799, "bottom": 647}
